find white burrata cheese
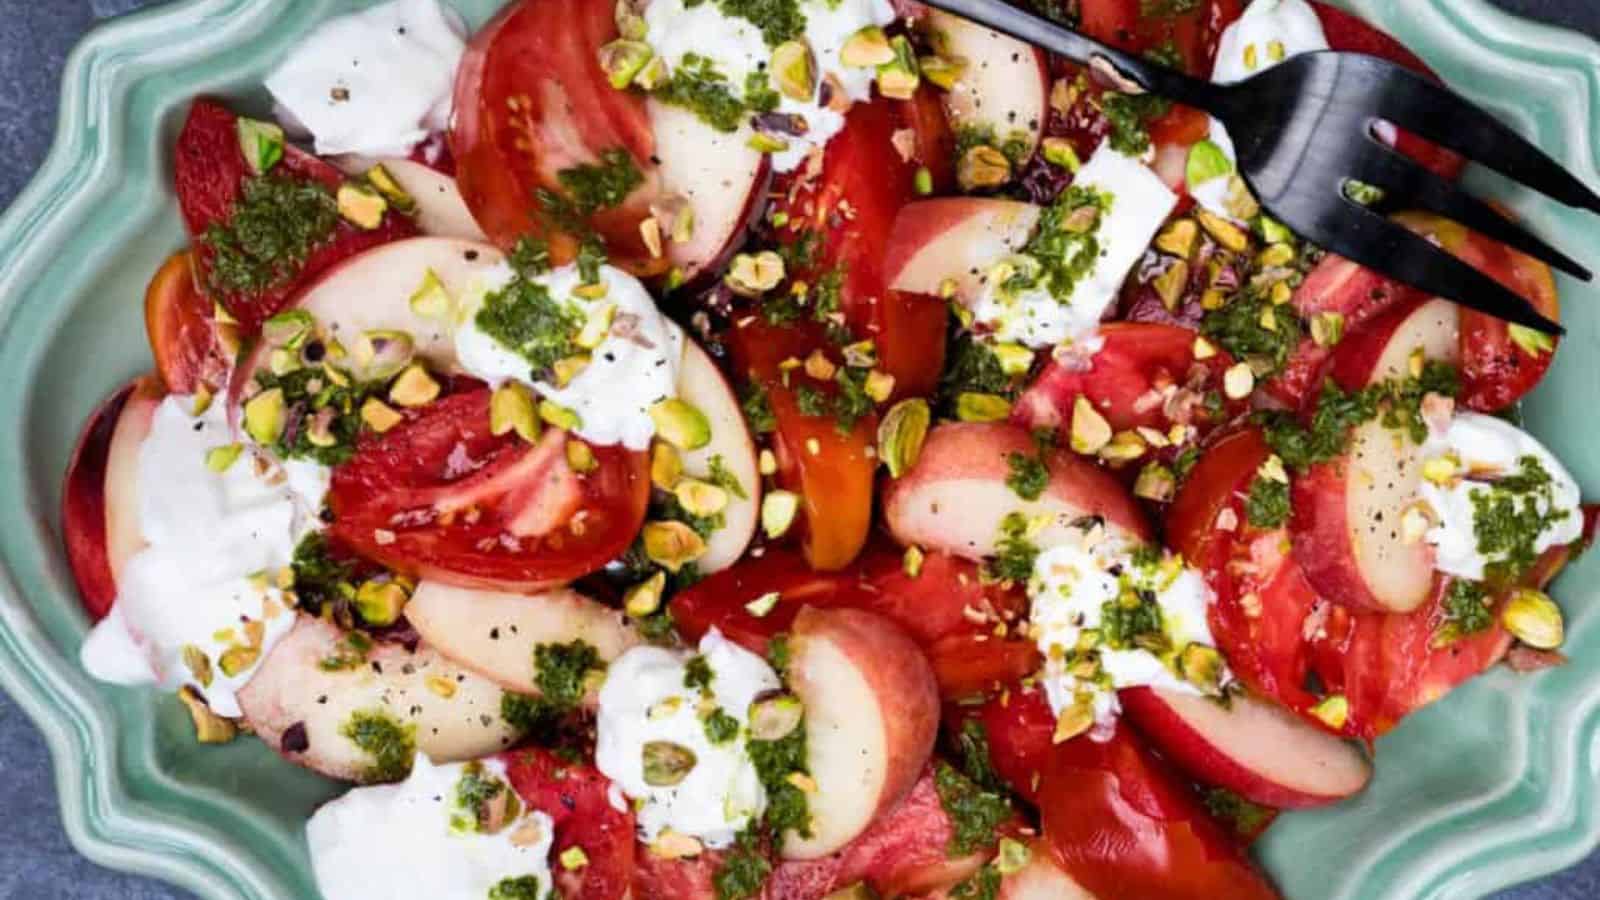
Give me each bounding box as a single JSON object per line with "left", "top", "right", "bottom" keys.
{"left": 642, "top": 0, "right": 894, "bottom": 171}
{"left": 594, "top": 628, "right": 782, "bottom": 848}
{"left": 1419, "top": 411, "right": 1583, "bottom": 581}
{"left": 79, "top": 396, "right": 327, "bottom": 717}
{"left": 971, "top": 145, "right": 1176, "bottom": 349}
{"left": 265, "top": 0, "right": 466, "bottom": 157}
{"left": 1191, "top": 0, "right": 1329, "bottom": 220}
{"left": 308, "top": 755, "right": 556, "bottom": 900}
{"left": 454, "top": 261, "right": 685, "bottom": 451}
{"left": 1030, "top": 534, "right": 1226, "bottom": 738}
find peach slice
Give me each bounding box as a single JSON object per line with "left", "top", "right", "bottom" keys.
{"left": 781, "top": 607, "right": 940, "bottom": 860}
{"left": 1121, "top": 687, "right": 1373, "bottom": 809}
{"left": 677, "top": 338, "right": 761, "bottom": 573}
{"left": 882, "top": 422, "right": 1152, "bottom": 561}
{"left": 650, "top": 99, "right": 770, "bottom": 284}
{"left": 404, "top": 580, "right": 639, "bottom": 697}
{"left": 922, "top": 10, "right": 1049, "bottom": 163}
{"left": 884, "top": 198, "right": 1039, "bottom": 303}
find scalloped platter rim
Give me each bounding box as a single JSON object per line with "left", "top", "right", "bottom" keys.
{"left": 0, "top": 1, "right": 1597, "bottom": 898}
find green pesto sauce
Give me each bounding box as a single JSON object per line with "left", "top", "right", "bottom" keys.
{"left": 684, "top": 654, "right": 715, "bottom": 691}
{"left": 685, "top": 0, "right": 806, "bottom": 46}
{"left": 1244, "top": 474, "right": 1291, "bottom": 529}
{"left": 653, "top": 55, "right": 781, "bottom": 133}
{"left": 954, "top": 123, "right": 1035, "bottom": 168}
{"left": 739, "top": 383, "right": 778, "bottom": 435}
{"left": 488, "top": 875, "right": 546, "bottom": 900}
{"left": 1259, "top": 362, "right": 1459, "bottom": 472}
{"left": 474, "top": 274, "right": 581, "bottom": 380}
{"left": 712, "top": 826, "right": 773, "bottom": 900}
{"left": 340, "top": 710, "right": 416, "bottom": 783}
{"left": 707, "top": 454, "right": 749, "bottom": 500}
{"left": 987, "top": 512, "right": 1041, "bottom": 583}
{"left": 748, "top": 721, "right": 812, "bottom": 837}
{"left": 934, "top": 762, "right": 1012, "bottom": 858}
{"left": 450, "top": 762, "right": 518, "bottom": 834}
{"left": 1437, "top": 578, "right": 1494, "bottom": 644}
{"left": 251, "top": 366, "right": 384, "bottom": 467}
{"left": 534, "top": 640, "right": 602, "bottom": 712}
{"left": 951, "top": 865, "right": 1001, "bottom": 900}
{"left": 290, "top": 533, "right": 357, "bottom": 617}
{"left": 1199, "top": 289, "right": 1306, "bottom": 377}
{"left": 1100, "top": 91, "right": 1173, "bottom": 157}
{"left": 203, "top": 174, "right": 339, "bottom": 299}
{"left": 1005, "top": 451, "right": 1049, "bottom": 502}
{"left": 1202, "top": 786, "right": 1275, "bottom": 840}
{"left": 1014, "top": 185, "right": 1114, "bottom": 304}
{"left": 1470, "top": 455, "right": 1571, "bottom": 582}
{"left": 703, "top": 707, "right": 741, "bottom": 744}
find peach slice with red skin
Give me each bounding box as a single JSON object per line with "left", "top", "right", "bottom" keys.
{"left": 883, "top": 198, "right": 1039, "bottom": 304}
{"left": 782, "top": 606, "right": 940, "bottom": 860}
{"left": 882, "top": 422, "right": 1153, "bottom": 561}
{"left": 922, "top": 9, "right": 1050, "bottom": 163}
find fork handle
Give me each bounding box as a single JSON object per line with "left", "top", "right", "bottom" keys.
{"left": 918, "top": 0, "right": 1222, "bottom": 113}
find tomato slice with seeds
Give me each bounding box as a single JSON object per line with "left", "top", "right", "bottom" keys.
{"left": 327, "top": 390, "right": 648, "bottom": 592}
{"left": 143, "top": 250, "right": 227, "bottom": 395}
{"left": 451, "top": 0, "right": 664, "bottom": 273}
{"left": 174, "top": 99, "right": 416, "bottom": 336}
{"left": 501, "top": 748, "right": 635, "bottom": 900}
{"left": 1077, "top": 0, "right": 1243, "bottom": 78}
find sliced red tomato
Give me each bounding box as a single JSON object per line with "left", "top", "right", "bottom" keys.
{"left": 1078, "top": 0, "right": 1244, "bottom": 77}
{"left": 174, "top": 99, "right": 416, "bottom": 336}
{"left": 327, "top": 390, "right": 648, "bottom": 591}
{"left": 771, "top": 97, "right": 950, "bottom": 400}
{"left": 630, "top": 850, "right": 726, "bottom": 900}
{"left": 1311, "top": 2, "right": 1465, "bottom": 180}
{"left": 971, "top": 691, "right": 1279, "bottom": 899}
{"left": 728, "top": 319, "right": 877, "bottom": 571}
{"left": 451, "top": 0, "right": 664, "bottom": 273}
{"left": 670, "top": 545, "right": 1037, "bottom": 698}
{"left": 143, "top": 250, "right": 226, "bottom": 395}
{"left": 501, "top": 748, "right": 635, "bottom": 900}
{"left": 1393, "top": 212, "right": 1561, "bottom": 412}
{"left": 1012, "top": 322, "right": 1248, "bottom": 469}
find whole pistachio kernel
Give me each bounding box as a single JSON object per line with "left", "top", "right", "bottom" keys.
{"left": 761, "top": 490, "right": 801, "bottom": 539}
{"left": 598, "top": 39, "right": 654, "bottom": 90}
{"left": 178, "top": 686, "right": 238, "bottom": 744}
{"left": 642, "top": 521, "right": 708, "bottom": 572}
{"left": 354, "top": 579, "right": 409, "bottom": 627}
{"left": 840, "top": 25, "right": 895, "bottom": 67}
{"left": 625, "top": 571, "right": 668, "bottom": 618}
{"left": 642, "top": 740, "right": 698, "bottom": 787}
{"left": 771, "top": 40, "right": 817, "bottom": 102}
{"left": 649, "top": 398, "right": 712, "bottom": 450}
{"left": 724, "top": 251, "right": 786, "bottom": 298}
{"left": 237, "top": 118, "right": 285, "bottom": 175}
{"left": 389, "top": 364, "right": 441, "bottom": 408}
{"left": 675, "top": 479, "right": 729, "bottom": 517}
{"left": 1503, "top": 588, "right": 1564, "bottom": 650}
{"left": 352, "top": 330, "right": 416, "bottom": 382}
{"left": 490, "top": 382, "right": 540, "bottom": 442}
{"left": 244, "top": 388, "right": 287, "bottom": 446}
{"left": 337, "top": 182, "right": 388, "bottom": 230}
{"left": 748, "top": 692, "right": 804, "bottom": 741}
{"left": 918, "top": 54, "right": 965, "bottom": 90}
{"left": 957, "top": 145, "right": 1011, "bottom": 192}
{"left": 877, "top": 398, "right": 930, "bottom": 478}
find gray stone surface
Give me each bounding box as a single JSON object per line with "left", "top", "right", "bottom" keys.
{"left": 1, "top": 0, "right": 1598, "bottom": 897}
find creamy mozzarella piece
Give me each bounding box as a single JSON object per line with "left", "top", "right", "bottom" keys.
{"left": 308, "top": 755, "right": 556, "bottom": 900}
{"left": 454, "top": 261, "right": 685, "bottom": 451}
{"left": 642, "top": 0, "right": 894, "bottom": 172}
{"left": 971, "top": 145, "right": 1176, "bottom": 349}
{"left": 79, "top": 397, "right": 326, "bottom": 717}
{"left": 594, "top": 628, "right": 781, "bottom": 848}
{"left": 265, "top": 0, "right": 466, "bottom": 157}
{"left": 1192, "top": 0, "right": 1329, "bottom": 220}
{"left": 1030, "top": 534, "right": 1226, "bottom": 738}
{"left": 1420, "top": 412, "right": 1583, "bottom": 581}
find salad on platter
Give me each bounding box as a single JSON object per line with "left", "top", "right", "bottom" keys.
{"left": 58, "top": 0, "right": 1594, "bottom": 897}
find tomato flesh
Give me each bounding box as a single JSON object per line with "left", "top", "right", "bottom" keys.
{"left": 174, "top": 99, "right": 416, "bottom": 336}
{"left": 143, "top": 250, "right": 227, "bottom": 396}
{"left": 502, "top": 748, "right": 635, "bottom": 900}
{"left": 451, "top": 0, "right": 663, "bottom": 273}
{"left": 328, "top": 390, "right": 648, "bottom": 591}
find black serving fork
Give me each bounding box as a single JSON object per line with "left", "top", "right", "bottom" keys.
{"left": 920, "top": 0, "right": 1600, "bottom": 335}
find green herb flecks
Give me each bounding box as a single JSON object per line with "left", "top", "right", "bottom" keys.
{"left": 1436, "top": 578, "right": 1494, "bottom": 645}
{"left": 704, "top": 708, "right": 741, "bottom": 744}
{"left": 1199, "top": 289, "right": 1305, "bottom": 377}
{"left": 340, "top": 710, "right": 416, "bottom": 783}
{"left": 653, "top": 54, "right": 776, "bottom": 133}
{"left": 1013, "top": 185, "right": 1114, "bottom": 304}
{"left": 1244, "top": 474, "right": 1290, "bottom": 529}
{"left": 1469, "top": 455, "right": 1572, "bottom": 583}
{"left": 740, "top": 383, "right": 778, "bottom": 435}
{"left": 203, "top": 174, "right": 339, "bottom": 300}
{"left": 1005, "top": 451, "right": 1049, "bottom": 501}
{"left": 1101, "top": 91, "right": 1173, "bottom": 157}
{"left": 534, "top": 640, "right": 603, "bottom": 712}
{"left": 1258, "top": 362, "right": 1459, "bottom": 471}
{"left": 707, "top": 454, "right": 749, "bottom": 500}
{"left": 250, "top": 365, "right": 385, "bottom": 466}
{"left": 954, "top": 719, "right": 1007, "bottom": 794}
{"left": 488, "top": 875, "right": 546, "bottom": 900}
{"left": 713, "top": 825, "right": 774, "bottom": 900}
{"left": 934, "top": 762, "right": 1012, "bottom": 858}
{"left": 951, "top": 865, "right": 1001, "bottom": 900}
{"left": 987, "top": 512, "right": 1041, "bottom": 583}
{"left": 1202, "top": 787, "right": 1275, "bottom": 840}
{"left": 474, "top": 273, "right": 582, "bottom": 380}
{"left": 749, "top": 721, "right": 812, "bottom": 838}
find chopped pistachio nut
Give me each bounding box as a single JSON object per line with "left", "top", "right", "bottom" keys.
{"left": 1155, "top": 218, "right": 1199, "bottom": 258}
{"left": 1041, "top": 137, "right": 1082, "bottom": 173}
{"left": 1053, "top": 699, "right": 1095, "bottom": 743}
{"left": 725, "top": 251, "right": 786, "bottom": 297}
{"left": 236, "top": 117, "right": 285, "bottom": 175}
{"left": 539, "top": 400, "right": 583, "bottom": 432}
{"left": 745, "top": 591, "right": 781, "bottom": 618}
{"left": 490, "top": 382, "right": 540, "bottom": 442}
{"left": 566, "top": 439, "right": 599, "bottom": 473}
{"left": 1310, "top": 694, "right": 1349, "bottom": 730}
{"left": 1179, "top": 643, "right": 1224, "bottom": 692}
{"left": 598, "top": 39, "right": 654, "bottom": 89}
{"left": 1134, "top": 462, "right": 1176, "bottom": 502}
{"left": 918, "top": 54, "right": 965, "bottom": 90}
{"left": 748, "top": 692, "right": 804, "bottom": 741}
{"left": 625, "top": 572, "right": 668, "bottom": 618}
{"left": 876, "top": 35, "right": 920, "bottom": 100}
{"left": 182, "top": 644, "right": 214, "bottom": 687}
{"left": 642, "top": 740, "right": 698, "bottom": 787}
{"left": 218, "top": 645, "right": 260, "bottom": 678}
{"left": 351, "top": 330, "right": 416, "bottom": 381}
{"left": 649, "top": 398, "right": 711, "bottom": 450}
{"left": 1070, "top": 395, "right": 1112, "bottom": 455}
{"left": 263, "top": 309, "right": 315, "bottom": 348}
{"left": 1196, "top": 209, "right": 1249, "bottom": 253}
{"left": 408, "top": 268, "right": 452, "bottom": 319}
{"left": 958, "top": 145, "right": 1012, "bottom": 192}
{"left": 956, "top": 392, "right": 1012, "bottom": 423}
{"left": 761, "top": 490, "right": 801, "bottom": 539}
{"left": 841, "top": 26, "right": 895, "bottom": 67}
{"left": 675, "top": 479, "right": 729, "bottom": 517}
{"left": 178, "top": 686, "right": 238, "bottom": 744}
{"left": 560, "top": 846, "right": 591, "bottom": 871}
{"left": 642, "top": 521, "right": 708, "bottom": 571}
{"left": 1421, "top": 453, "right": 1459, "bottom": 486}
{"left": 758, "top": 449, "right": 778, "bottom": 476}
{"left": 914, "top": 166, "right": 934, "bottom": 195}
{"left": 634, "top": 55, "right": 670, "bottom": 90}
{"left": 354, "top": 579, "right": 409, "bottom": 626}
{"left": 996, "top": 837, "right": 1031, "bottom": 875}
{"left": 1310, "top": 311, "right": 1346, "bottom": 347}
{"left": 877, "top": 398, "right": 930, "bottom": 477}
{"left": 650, "top": 441, "right": 684, "bottom": 489}
{"left": 650, "top": 830, "right": 704, "bottom": 860}
{"left": 389, "top": 364, "right": 441, "bottom": 408}
{"left": 552, "top": 354, "right": 591, "bottom": 387}
{"left": 772, "top": 40, "right": 817, "bottom": 101}
{"left": 337, "top": 182, "right": 388, "bottom": 230}
{"left": 244, "top": 388, "right": 287, "bottom": 445}
{"left": 748, "top": 132, "right": 790, "bottom": 154}
{"left": 1152, "top": 260, "right": 1190, "bottom": 310}
{"left": 364, "top": 163, "right": 415, "bottom": 212}
{"left": 863, "top": 371, "right": 896, "bottom": 403}
{"left": 205, "top": 443, "right": 245, "bottom": 473}
{"left": 1192, "top": 336, "right": 1217, "bottom": 360}
{"left": 993, "top": 343, "right": 1034, "bottom": 376}
{"left": 1100, "top": 430, "right": 1147, "bottom": 463}
{"left": 1508, "top": 323, "right": 1557, "bottom": 357}
{"left": 1503, "top": 588, "right": 1564, "bottom": 650}
{"left": 361, "top": 397, "right": 405, "bottom": 433}
{"left": 804, "top": 350, "right": 837, "bottom": 381}
{"left": 576, "top": 301, "right": 618, "bottom": 350}
{"left": 902, "top": 545, "right": 925, "bottom": 577}
{"left": 1222, "top": 362, "right": 1255, "bottom": 400}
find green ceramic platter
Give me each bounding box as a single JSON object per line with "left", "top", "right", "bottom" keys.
{"left": 0, "top": 1, "right": 1596, "bottom": 897}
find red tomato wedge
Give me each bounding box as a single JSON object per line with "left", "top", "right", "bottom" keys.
{"left": 771, "top": 97, "right": 951, "bottom": 400}
{"left": 728, "top": 319, "right": 877, "bottom": 571}
{"left": 971, "top": 691, "right": 1279, "bottom": 899}
{"left": 174, "top": 99, "right": 416, "bottom": 336}
{"left": 1078, "top": 0, "right": 1243, "bottom": 77}
{"left": 1012, "top": 322, "right": 1247, "bottom": 466}
{"left": 143, "top": 251, "right": 227, "bottom": 395}
{"left": 327, "top": 390, "right": 648, "bottom": 591}
{"left": 501, "top": 748, "right": 635, "bottom": 900}
{"left": 451, "top": 0, "right": 664, "bottom": 274}
{"left": 670, "top": 546, "right": 1037, "bottom": 698}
